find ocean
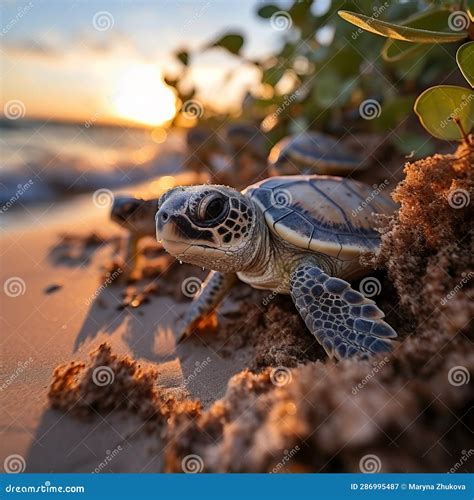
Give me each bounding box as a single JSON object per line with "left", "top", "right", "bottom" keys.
{"left": 0, "top": 121, "right": 184, "bottom": 208}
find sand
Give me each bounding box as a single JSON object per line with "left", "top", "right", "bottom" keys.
{"left": 163, "top": 142, "right": 473, "bottom": 473}
{"left": 1, "top": 145, "right": 473, "bottom": 473}
{"left": 0, "top": 186, "right": 246, "bottom": 473}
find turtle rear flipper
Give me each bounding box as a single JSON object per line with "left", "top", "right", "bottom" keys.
{"left": 290, "top": 261, "right": 397, "bottom": 360}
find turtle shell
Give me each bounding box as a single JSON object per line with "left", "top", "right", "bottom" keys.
{"left": 268, "top": 132, "right": 365, "bottom": 175}
{"left": 243, "top": 175, "right": 396, "bottom": 259}
{"left": 226, "top": 123, "right": 266, "bottom": 157}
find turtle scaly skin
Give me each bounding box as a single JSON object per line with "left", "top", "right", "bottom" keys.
{"left": 156, "top": 175, "right": 397, "bottom": 360}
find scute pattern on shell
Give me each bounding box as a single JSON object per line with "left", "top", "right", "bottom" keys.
{"left": 244, "top": 175, "right": 396, "bottom": 258}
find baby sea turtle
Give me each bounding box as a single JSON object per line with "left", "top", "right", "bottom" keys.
{"left": 268, "top": 131, "right": 366, "bottom": 176}
{"left": 156, "top": 175, "right": 397, "bottom": 360}
{"left": 110, "top": 196, "right": 157, "bottom": 275}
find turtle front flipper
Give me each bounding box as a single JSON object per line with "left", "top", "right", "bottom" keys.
{"left": 178, "top": 271, "right": 237, "bottom": 343}
{"left": 290, "top": 261, "right": 397, "bottom": 360}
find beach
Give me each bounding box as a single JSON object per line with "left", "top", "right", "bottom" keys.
{"left": 2, "top": 142, "right": 472, "bottom": 474}
{"left": 1, "top": 186, "right": 248, "bottom": 473}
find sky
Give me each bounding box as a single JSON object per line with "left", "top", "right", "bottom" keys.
{"left": 0, "top": 0, "right": 286, "bottom": 126}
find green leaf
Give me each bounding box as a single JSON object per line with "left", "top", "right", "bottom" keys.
{"left": 382, "top": 41, "right": 426, "bottom": 62}
{"left": 468, "top": 0, "right": 474, "bottom": 22}
{"left": 288, "top": 1, "right": 312, "bottom": 27}
{"left": 257, "top": 4, "right": 280, "bottom": 19}
{"left": 262, "top": 65, "right": 285, "bottom": 87}
{"left": 210, "top": 33, "right": 244, "bottom": 55}
{"left": 456, "top": 42, "right": 474, "bottom": 88}
{"left": 371, "top": 95, "right": 416, "bottom": 131}
{"left": 338, "top": 10, "right": 467, "bottom": 43}
{"left": 312, "top": 72, "right": 344, "bottom": 108}
{"left": 392, "top": 132, "right": 436, "bottom": 159}
{"left": 414, "top": 85, "right": 474, "bottom": 140}
{"left": 176, "top": 50, "right": 189, "bottom": 66}
{"left": 381, "top": 9, "right": 454, "bottom": 62}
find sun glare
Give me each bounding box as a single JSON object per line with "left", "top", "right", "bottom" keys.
{"left": 112, "top": 64, "right": 177, "bottom": 127}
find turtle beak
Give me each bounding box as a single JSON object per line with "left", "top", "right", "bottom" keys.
{"left": 155, "top": 188, "right": 188, "bottom": 243}
{"left": 156, "top": 188, "right": 218, "bottom": 260}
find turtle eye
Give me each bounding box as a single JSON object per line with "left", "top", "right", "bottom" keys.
{"left": 198, "top": 194, "right": 228, "bottom": 222}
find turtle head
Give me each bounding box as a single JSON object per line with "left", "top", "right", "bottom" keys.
{"left": 111, "top": 196, "right": 157, "bottom": 237}
{"left": 156, "top": 185, "right": 259, "bottom": 272}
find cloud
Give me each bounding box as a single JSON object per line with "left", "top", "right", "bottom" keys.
{"left": 2, "top": 31, "right": 141, "bottom": 61}
{"left": 2, "top": 38, "right": 63, "bottom": 59}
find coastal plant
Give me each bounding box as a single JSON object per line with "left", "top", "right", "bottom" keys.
{"left": 339, "top": 4, "right": 474, "bottom": 142}
{"left": 164, "top": 1, "right": 472, "bottom": 158}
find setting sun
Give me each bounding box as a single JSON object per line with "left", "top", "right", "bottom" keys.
{"left": 112, "top": 64, "right": 177, "bottom": 127}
